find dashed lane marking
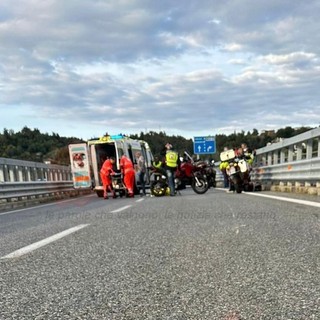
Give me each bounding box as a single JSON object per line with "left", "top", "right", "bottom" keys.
{"left": 110, "top": 205, "right": 132, "bottom": 213}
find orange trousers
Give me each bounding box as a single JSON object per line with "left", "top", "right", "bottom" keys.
{"left": 100, "top": 173, "right": 113, "bottom": 197}
{"left": 123, "top": 169, "right": 135, "bottom": 196}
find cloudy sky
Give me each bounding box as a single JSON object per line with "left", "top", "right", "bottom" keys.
{"left": 1, "top": 0, "right": 320, "bottom": 140}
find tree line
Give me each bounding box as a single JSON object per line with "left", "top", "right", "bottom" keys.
{"left": 0, "top": 127, "right": 83, "bottom": 165}
{"left": 0, "top": 125, "right": 314, "bottom": 165}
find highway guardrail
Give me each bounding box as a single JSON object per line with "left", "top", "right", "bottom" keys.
{"left": 0, "top": 180, "right": 92, "bottom": 211}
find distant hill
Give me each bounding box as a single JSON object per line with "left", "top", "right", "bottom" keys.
{"left": 0, "top": 126, "right": 314, "bottom": 164}
{"left": 0, "top": 126, "right": 84, "bottom": 165}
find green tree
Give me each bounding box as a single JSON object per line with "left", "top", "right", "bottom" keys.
{"left": 276, "top": 126, "right": 295, "bottom": 138}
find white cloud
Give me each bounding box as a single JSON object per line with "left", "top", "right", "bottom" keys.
{"left": 228, "top": 59, "right": 247, "bottom": 65}
{"left": 222, "top": 43, "right": 244, "bottom": 52}
{"left": 259, "top": 52, "right": 317, "bottom": 65}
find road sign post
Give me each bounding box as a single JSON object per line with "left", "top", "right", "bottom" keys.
{"left": 193, "top": 136, "right": 216, "bottom": 155}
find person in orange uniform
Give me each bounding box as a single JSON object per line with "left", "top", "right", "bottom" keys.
{"left": 120, "top": 155, "right": 135, "bottom": 197}
{"left": 100, "top": 157, "right": 116, "bottom": 199}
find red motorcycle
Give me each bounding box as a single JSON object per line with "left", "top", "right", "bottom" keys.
{"left": 174, "top": 152, "right": 209, "bottom": 194}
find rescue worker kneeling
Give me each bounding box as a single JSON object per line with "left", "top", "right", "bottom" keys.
{"left": 100, "top": 157, "right": 116, "bottom": 199}
{"left": 150, "top": 155, "right": 165, "bottom": 181}
{"left": 120, "top": 155, "right": 135, "bottom": 197}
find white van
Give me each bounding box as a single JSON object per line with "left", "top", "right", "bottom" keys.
{"left": 68, "top": 134, "right": 154, "bottom": 197}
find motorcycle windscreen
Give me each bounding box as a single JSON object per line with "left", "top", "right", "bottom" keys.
{"left": 220, "top": 149, "right": 235, "bottom": 161}
{"left": 68, "top": 143, "right": 91, "bottom": 188}
{"left": 238, "top": 159, "right": 249, "bottom": 173}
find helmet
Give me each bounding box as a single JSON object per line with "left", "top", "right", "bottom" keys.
{"left": 165, "top": 143, "right": 172, "bottom": 149}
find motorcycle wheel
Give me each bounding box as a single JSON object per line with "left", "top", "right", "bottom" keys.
{"left": 235, "top": 176, "right": 243, "bottom": 193}
{"left": 151, "top": 181, "right": 166, "bottom": 197}
{"left": 191, "top": 176, "right": 209, "bottom": 194}
{"left": 230, "top": 174, "right": 242, "bottom": 193}
{"left": 235, "top": 183, "right": 242, "bottom": 193}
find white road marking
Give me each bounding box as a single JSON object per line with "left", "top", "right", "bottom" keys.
{"left": 0, "top": 224, "right": 90, "bottom": 260}
{"left": 244, "top": 192, "right": 320, "bottom": 208}
{"left": 216, "top": 187, "right": 320, "bottom": 208}
{"left": 110, "top": 205, "right": 132, "bottom": 213}
{"left": 135, "top": 198, "right": 144, "bottom": 203}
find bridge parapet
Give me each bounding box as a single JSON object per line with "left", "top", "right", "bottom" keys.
{"left": 0, "top": 159, "right": 85, "bottom": 211}
{"left": 0, "top": 158, "right": 71, "bottom": 183}
{"left": 252, "top": 127, "right": 320, "bottom": 195}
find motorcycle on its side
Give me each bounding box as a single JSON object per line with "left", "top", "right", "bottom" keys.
{"left": 150, "top": 168, "right": 170, "bottom": 197}
{"left": 220, "top": 149, "right": 249, "bottom": 194}
{"left": 175, "top": 151, "right": 209, "bottom": 194}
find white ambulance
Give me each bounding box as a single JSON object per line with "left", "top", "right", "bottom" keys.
{"left": 68, "top": 134, "right": 154, "bottom": 197}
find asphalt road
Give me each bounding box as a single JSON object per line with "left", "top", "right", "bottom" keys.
{"left": 1, "top": 188, "right": 319, "bottom": 320}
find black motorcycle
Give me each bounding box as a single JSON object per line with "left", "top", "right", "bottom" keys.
{"left": 150, "top": 168, "right": 169, "bottom": 197}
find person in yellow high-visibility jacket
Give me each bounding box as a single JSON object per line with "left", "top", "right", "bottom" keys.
{"left": 164, "top": 143, "right": 179, "bottom": 196}
{"left": 219, "top": 160, "right": 230, "bottom": 188}
{"left": 241, "top": 143, "right": 255, "bottom": 166}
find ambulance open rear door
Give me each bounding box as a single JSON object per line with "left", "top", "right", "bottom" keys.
{"left": 68, "top": 143, "right": 92, "bottom": 189}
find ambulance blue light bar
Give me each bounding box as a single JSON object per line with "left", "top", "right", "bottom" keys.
{"left": 110, "top": 134, "right": 125, "bottom": 140}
